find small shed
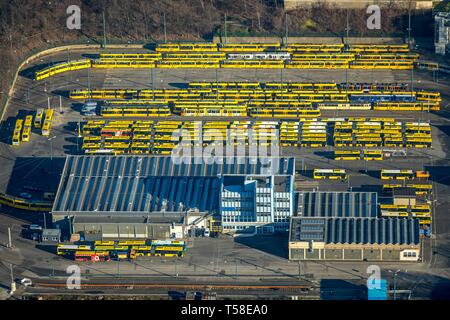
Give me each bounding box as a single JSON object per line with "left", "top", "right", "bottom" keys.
{"left": 41, "top": 229, "right": 61, "bottom": 245}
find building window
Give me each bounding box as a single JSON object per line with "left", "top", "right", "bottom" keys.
{"left": 403, "top": 251, "right": 416, "bottom": 258}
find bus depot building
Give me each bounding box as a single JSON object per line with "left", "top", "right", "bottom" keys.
{"left": 51, "top": 155, "right": 295, "bottom": 239}
{"left": 289, "top": 191, "right": 421, "bottom": 261}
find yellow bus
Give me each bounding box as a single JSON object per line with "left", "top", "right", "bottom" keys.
{"left": 24, "top": 115, "right": 33, "bottom": 128}
{"left": 12, "top": 119, "right": 23, "bottom": 146}
{"left": 380, "top": 204, "right": 409, "bottom": 217}
{"left": 334, "top": 150, "right": 361, "bottom": 160}
{"left": 57, "top": 244, "right": 92, "bottom": 255}
{"left": 94, "top": 240, "right": 115, "bottom": 246}
{"left": 406, "top": 184, "right": 433, "bottom": 196}
{"left": 380, "top": 169, "right": 415, "bottom": 180}
{"left": 313, "top": 169, "right": 347, "bottom": 180}
{"left": 42, "top": 109, "right": 54, "bottom": 136}
{"left": 34, "top": 109, "right": 44, "bottom": 128}
{"left": 117, "top": 240, "right": 146, "bottom": 246}
{"left": 410, "top": 204, "right": 431, "bottom": 217}
{"left": 21, "top": 126, "right": 31, "bottom": 142}
{"left": 362, "top": 150, "right": 383, "bottom": 161}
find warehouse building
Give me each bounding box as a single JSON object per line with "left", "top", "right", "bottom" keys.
{"left": 289, "top": 217, "right": 420, "bottom": 261}
{"left": 52, "top": 155, "right": 295, "bottom": 238}
{"left": 289, "top": 191, "right": 420, "bottom": 261}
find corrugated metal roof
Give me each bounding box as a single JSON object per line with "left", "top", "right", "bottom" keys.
{"left": 54, "top": 156, "right": 294, "bottom": 214}
{"left": 290, "top": 217, "right": 420, "bottom": 245}
{"left": 297, "top": 192, "right": 378, "bottom": 218}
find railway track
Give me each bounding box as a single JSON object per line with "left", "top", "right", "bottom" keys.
{"left": 34, "top": 281, "right": 314, "bottom": 292}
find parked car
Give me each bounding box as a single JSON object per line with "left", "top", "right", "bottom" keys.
{"left": 19, "top": 192, "right": 32, "bottom": 199}
{"left": 29, "top": 224, "right": 43, "bottom": 231}
{"left": 20, "top": 278, "right": 33, "bottom": 287}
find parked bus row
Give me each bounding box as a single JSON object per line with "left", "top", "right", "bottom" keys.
{"left": 57, "top": 239, "right": 187, "bottom": 261}
{"left": 11, "top": 108, "right": 54, "bottom": 146}
{"left": 333, "top": 121, "right": 432, "bottom": 148}
{"left": 34, "top": 43, "right": 418, "bottom": 80}
{"left": 380, "top": 204, "right": 431, "bottom": 225}
{"left": 80, "top": 118, "right": 430, "bottom": 156}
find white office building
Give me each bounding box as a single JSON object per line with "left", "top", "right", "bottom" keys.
{"left": 220, "top": 174, "right": 295, "bottom": 234}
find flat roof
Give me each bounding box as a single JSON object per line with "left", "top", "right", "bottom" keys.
{"left": 53, "top": 156, "right": 295, "bottom": 215}
{"left": 296, "top": 191, "right": 378, "bottom": 218}
{"left": 42, "top": 229, "right": 61, "bottom": 236}
{"left": 73, "top": 212, "right": 184, "bottom": 224}
{"left": 290, "top": 216, "right": 420, "bottom": 245}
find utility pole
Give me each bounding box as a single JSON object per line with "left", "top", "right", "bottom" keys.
{"left": 102, "top": 11, "right": 107, "bottom": 49}
{"left": 393, "top": 273, "right": 397, "bottom": 300}
{"left": 10, "top": 264, "right": 16, "bottom": 294}
{"left": 87, "top": 67, "right": 91, "bottom": 102}
{"left": 216, "top": 68, "right": 219, "bottom": 101}
{"left": 408, "top": 1, "right": 412, "bottom": 49}
{"left": 280, "top": 68, "right": 283, "bottom": 101}
{"left": 43, "top": 212, "right": 47, "bottom": 230}
{"left": 48, "top": 136, "right": 57, "bottom": 161}
{"left": 224, "top": 14, "right": 228, "bottom": 44}
{"left": 59, "top": 96, "right": 63, "bottom": 114}
{"left": 346, "top": 9, "right": 350, "bottom": 47}
{"left": 47, "top": 97, "right": 50, "bottom": 109}
{"left": 163, "top": 13, "right": 167, "bottom": 43}
{"left": 151, "top": 69, "right": 155, "bottom": 100}
{"left": 285, "top": 12, "right": 288, "bottom": 46}
{"left": 8, "top": 227, "right": 12, "bottom": 249}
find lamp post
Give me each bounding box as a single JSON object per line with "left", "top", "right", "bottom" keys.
{"left": 388, "top": 269, "right": 401, "bottom": 300}
{"left": 48, "top": 136, "right": 57, "bottom": 161}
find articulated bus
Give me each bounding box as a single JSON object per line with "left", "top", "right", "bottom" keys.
{"left": 249, "top": 108, "right": 320, "bottom": 118}
{"left": 380, "top": 169, "right": 416, "bottom": 180}
{"left": 152, "top": 240, "right": 186, "bottom": 257}
{"left": 313, "top": 169, "right": 347, "bottom": 180}
{"left": 75, "top": 251, "right": 111, "bottom": 262}
{"left": 362, "top": 150, "right": 383, "bottom": 161}
{"left": 94, "top": 240, "right": 115, "bottom": 246}
{"left": 117, "top": 240, "right": 146, "bottom": 246}
{"left": 407, "top": 184, "right": 433, "bottom": 196}
{"left": 380, "top": 204, "right": 409, "bottom": 217}
{"left": 334, "top": 150, "right": 361, "bottom": 160}
{"left": 411, "top": 205, "right": 431, "bottom": 219}
{"left": 99, "top": 53, "right": 161, "bottom": 60}
{"left": 57, "top": 244, "right": 92, "bottom": 256}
